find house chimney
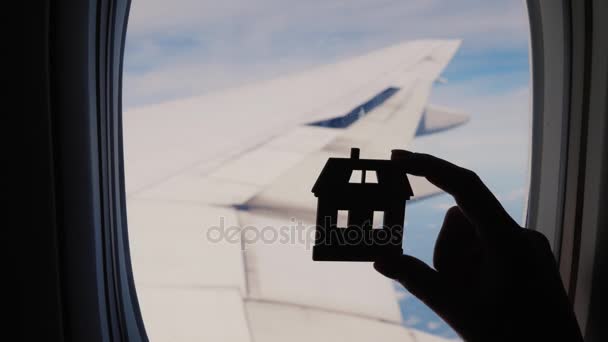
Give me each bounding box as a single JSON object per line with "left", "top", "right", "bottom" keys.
{"left": 350, "top": 148, "right": 360, "bottom": 160}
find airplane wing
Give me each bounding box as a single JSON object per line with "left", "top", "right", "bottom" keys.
{"left": 124, "top": 39, "right": 465, "bottom": 341}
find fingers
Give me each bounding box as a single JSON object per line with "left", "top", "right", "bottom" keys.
{"left": 391, "top": 150, "right": 518, "bottom": 241}
{"left": 374, "top": 255, "right": 447, "bottom": 314}
{"left": 433, "top": 206, "right": 482, "bottom": 280}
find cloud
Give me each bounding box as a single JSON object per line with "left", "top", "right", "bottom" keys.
{"left": 396, "top": 290, "right": 413, "bottom": 301}
{"left": 499, "top": 187, "right": 527, "bottom": 202}
{"left": 127, "top": 0, "right": 528, "bottom": 46}
{"left": 427, "top": 321, "right": 441, "bottom": 330}
{"left": 123, "top": 0, "right": 530, "bottom": 107}
{"left": 403, "top": 315, "right": 422, "bottom": 326}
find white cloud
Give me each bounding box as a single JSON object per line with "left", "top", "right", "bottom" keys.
{"left": 396, "top": 290, "right": 413, "bottom": 301}
{"left": 427, "top": 321, "right": 441, "bottom": 330}
{"left": 123, "top": 0, "right": 530, "bottom": 107}
{"left": 127, "top": 0, "right": 527, "bottom": 46}
{"left": 403, "top": 315, "right": 422, "bottom": 326}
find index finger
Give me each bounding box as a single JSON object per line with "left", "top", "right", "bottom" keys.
{"left": 392, "top": 150, "right": 518, "bottom": 238}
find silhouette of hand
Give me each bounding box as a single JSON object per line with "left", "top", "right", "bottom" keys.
{"left": 374, "top": 151, "right": 583, "bottom": 341}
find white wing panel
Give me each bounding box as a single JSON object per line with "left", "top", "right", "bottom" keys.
{"left": 138, "top": 288, "right": 250, "bottom": 342}
{"left": 128, "top": 200, "right": 246, "bottom": 291}
{"left": 133, "top": 175, "right": 260, "bottom": 205}
{"left": 208, "top": 149, "right": 307, "bottom": 187}
{"left": 263, "top": 126, "right": 340, "bottom": 154}
{"left": 239, "top": 211, "right": 403, "bottom": 322}
{"left": 246, "top": 151, "right": 332, "bottom": 220}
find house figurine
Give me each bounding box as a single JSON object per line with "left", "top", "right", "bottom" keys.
{"left": 311, "top": 148, "right": 414, "bottom": 261}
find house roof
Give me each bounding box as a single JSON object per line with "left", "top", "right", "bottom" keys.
{"left": 312, "top": 149, "right": 414, "bottom": 198}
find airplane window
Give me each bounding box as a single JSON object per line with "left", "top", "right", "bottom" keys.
{"left": 123, "top": 1, "right": 530, "bottom": 340}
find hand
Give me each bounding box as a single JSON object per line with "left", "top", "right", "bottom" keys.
{"left": 374, "top": 151, "right": 583, "bottom": 341}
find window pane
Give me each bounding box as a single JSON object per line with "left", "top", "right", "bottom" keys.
{"left": 373, "top": 211, "right": 385, "bottom": 229}
{"left": 124, "top": 1, "right": 531, "bottom": 340}
{"left": 349, "top": 170, "right": 363, "bottom": 184}
{"left": 366, "top": 170, "right": 379, "bottom": 184}
{"left": 337, "top": 210, "right": 349, "bottom": 228}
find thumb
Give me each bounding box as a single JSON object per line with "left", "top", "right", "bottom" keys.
{"left": 374, "top": 255, "right": 446, "bottom": 313}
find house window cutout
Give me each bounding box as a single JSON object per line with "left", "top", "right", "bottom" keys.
{"left": 365, "top": 170, "right": 379, "bottom": 183}
{"left": 372, "top": 211, "right": 384, "bottom": 229}
{"left": 349, "top": 170, "right": 363, "bottom": 183}
{"left": 337, "top": 210, "right": 349, "bottom": 228}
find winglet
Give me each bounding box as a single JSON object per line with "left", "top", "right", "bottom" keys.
{"left": 415, "top": 104, "right": 469, "bottom": 136}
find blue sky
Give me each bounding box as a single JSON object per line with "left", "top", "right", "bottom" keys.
{"left": 124, "top": 0, "right": 531, "bottom": 339}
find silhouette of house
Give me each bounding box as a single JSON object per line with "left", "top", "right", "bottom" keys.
{"left": 312, "top": 148, "right": 413, "bottom": 261}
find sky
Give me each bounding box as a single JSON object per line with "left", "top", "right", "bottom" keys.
{"left": 124, "top": 0, "right": 530, "bottom": 108}
{"left": 124, "top": 0, "right": 531, "bottom": 339}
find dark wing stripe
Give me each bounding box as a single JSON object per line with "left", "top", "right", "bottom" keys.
{"left": 308, "top": 87, "right": 400, "bottom": 129}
